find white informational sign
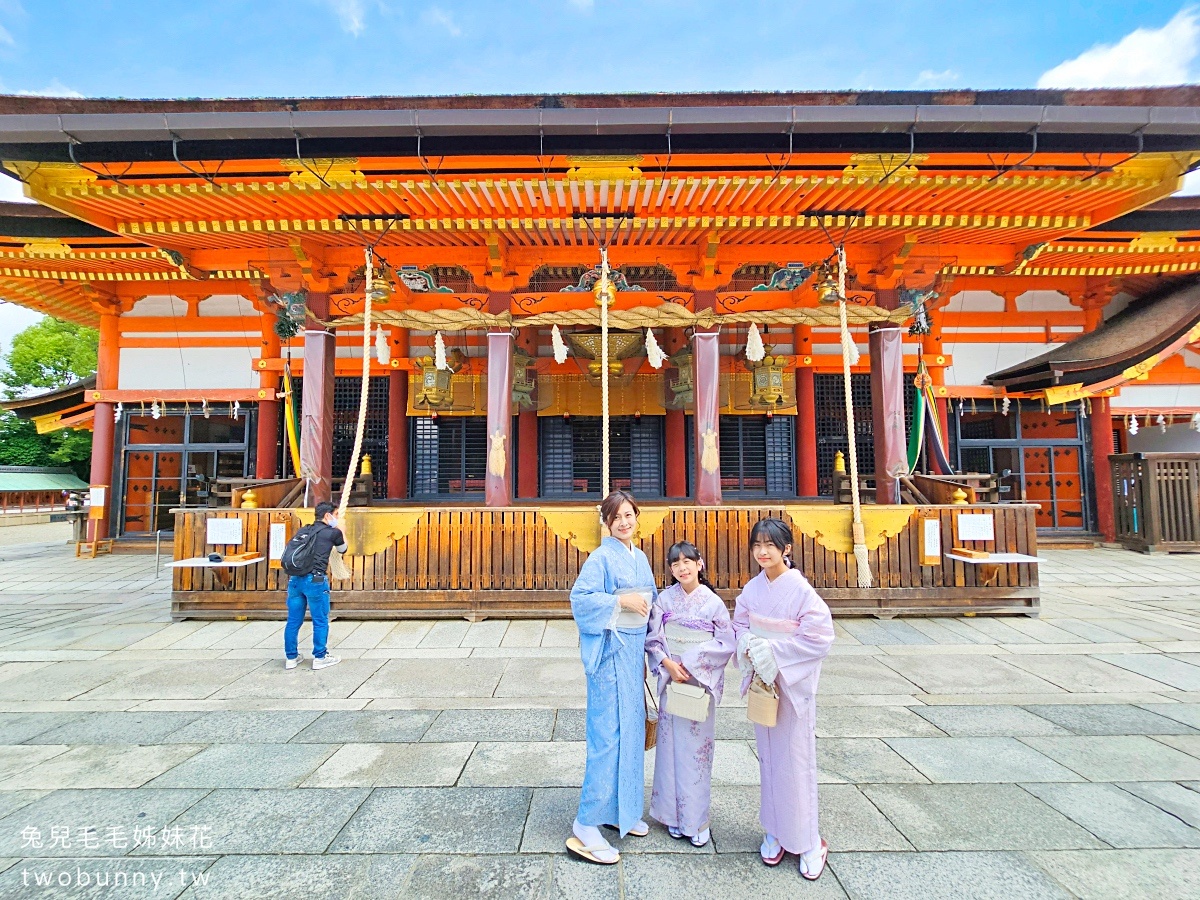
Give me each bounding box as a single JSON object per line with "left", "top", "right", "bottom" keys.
{"left": 923, "top": 517, "right": 941, "bottom": 558}
{"left": 206, "top": 517, "right": 244, "bottom": 546}
{"left": 956, "top": 513, "right": 995, "bottom": 542}
{"left": 89, "top": 486, "right": 105, "bottom": 508}
{"left": 268, "top": 523, "right": 287, "bottom": 560}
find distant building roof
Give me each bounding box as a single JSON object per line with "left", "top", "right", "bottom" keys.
{"left": 0, "top": 466, "right": 87, "bottom": 492}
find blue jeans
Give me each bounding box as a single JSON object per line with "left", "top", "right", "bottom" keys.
{"left": 284, "top": 574, "right": 330, "bottom": 660}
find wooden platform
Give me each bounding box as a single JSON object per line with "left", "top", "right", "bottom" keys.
{"left": 170, "top": 502, "right": 1041, "bottom": 620}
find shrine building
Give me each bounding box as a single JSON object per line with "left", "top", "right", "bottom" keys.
{"left": 2, "top": 89, "right": 1199, "bottom": 618}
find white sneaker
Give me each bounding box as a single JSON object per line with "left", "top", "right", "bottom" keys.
{"left": 284, "top": 656, "right": 303, "bottom": 670}
{"left": 312, "top": 655, "right": 341, "bottom": 670}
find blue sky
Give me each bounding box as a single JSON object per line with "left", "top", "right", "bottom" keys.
{"left": 1, "top": 1, "right": 1199, "bottom": 355}
{"left": 0, "top": 1, "right": 1196, "bottom": 98}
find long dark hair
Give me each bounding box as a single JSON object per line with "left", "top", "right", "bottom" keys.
{"left": 749, "top": 517, "right": 795, "bottom": 569}
{"left": 666, "top": 540, "right": 714, "bottom": 589}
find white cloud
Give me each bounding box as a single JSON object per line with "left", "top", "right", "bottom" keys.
{"left": 1038, "top": 8, "right": 1199, "bottom": 88}
{"left": 422, "top": 6, "right": 461, "bottom": 36}
{"left": 0, "top": 0, "right": 23, "bottom": 47}
{"left": 324, "top": 0, "right": 366, "bottom": 36}
{"left": 912, "top": 69, "right": 959, "bottom": 89}
{"left": 15, "top": 79, "right": 83, "bottom": 98}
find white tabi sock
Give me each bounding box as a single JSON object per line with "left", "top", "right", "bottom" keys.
{"left": 572, "top": 819, "right": 618, "bottom": 863}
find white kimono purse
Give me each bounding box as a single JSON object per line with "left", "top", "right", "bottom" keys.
{"left": 665, "top": 681, "right": 710, "bottom": 722}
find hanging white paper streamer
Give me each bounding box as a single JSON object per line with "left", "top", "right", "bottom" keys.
{"left": 375, "top": 325, "right": 390, "bottom": 365}
{"left": 1192, "top": 412, "right": 1200, "bottom": 432}
{"left": 1157, "top": 413, "right": 1167, "bottom": 433}
{"left": 745, "top": 322, "right": 766, "bottom": 362}
{"left": 1128, "top": 414, "right": 1139, "bottom": 436}
{"left": 645, "top": 328, "right": 666, "bottom": 369}
{"left": 1000, "top": 396, "right": 1011, "bottom": 416}
{"left": 150, "top": 400, "right": 161, "bottom": 420}
{"left": 551, "top": 324, "right": 568, "bottom": 364}
{"left": 232, "top": 400, "right": 241, "bottom": 420}
{"left": 113, "top": 401, "right": 123, "bottom": 423}
{"left": 434, "top": 331, "right": 448, "bottom": 371}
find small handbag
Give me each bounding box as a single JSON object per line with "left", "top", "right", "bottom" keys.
{"left": 666, "top": 681, "right": 710, "bottom": 723}
{"left": 644, "top": 664, "right": 659, "bottom": 750}
{"left": 746, "top": 674, "right": 779, "bottom": 727}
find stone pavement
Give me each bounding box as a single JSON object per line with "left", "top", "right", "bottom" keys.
{"left": 0, "top": 539, "right": 1198, "bottom": 898}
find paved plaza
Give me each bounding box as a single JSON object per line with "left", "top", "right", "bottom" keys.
{"left": 0, "top": 539, "right": 1198, "bottom": 898}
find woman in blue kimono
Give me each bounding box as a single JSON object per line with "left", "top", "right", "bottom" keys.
{"left": 565, "top": 490, "right": 658, "bottom": 865}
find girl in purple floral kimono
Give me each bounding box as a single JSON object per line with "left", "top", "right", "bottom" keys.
{"left": 645, "top": 541, "right": 736, "bottom": 847}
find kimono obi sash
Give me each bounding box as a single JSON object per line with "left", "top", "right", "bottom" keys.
{"left": 749, "top": 612, "right": 798, "bottom": 641}
{"left": 614, "top": 587, "right": 653, "bottom": 629}
{"left": 664, "top": 619, "right": 713, "bottom": 655}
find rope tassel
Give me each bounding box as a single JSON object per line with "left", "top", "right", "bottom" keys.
{"left": 836, "top": 246, "right": 872, "bottom": 589}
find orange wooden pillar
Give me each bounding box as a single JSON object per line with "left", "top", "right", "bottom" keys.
{"left": 517, "top": 328, "right": 539, "bottom": 500}
{"left": 1082, "top": 304, "right": 1116, "bottom": 540}
{"left": 664, "top": 327, "right": 688, "bottom": 499}
{"left": 387, "top": 328, "right": 410, "bottom": 499}
{"left": 300, "top": 292, "right": 335, "bottom": 504}
{"left": 89, "top": 308, "right": 120, "bottom": 539}
{"left": 255, "top": 322, "right": 281, "bottom": 479}
{"left": 793, "top": 326, "right": 818, "bottom": 497}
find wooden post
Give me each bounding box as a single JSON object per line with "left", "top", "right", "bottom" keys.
{"left": 793, "top": 326, "right": 817, "bottom": 496}
{"left": 665, "top": 327, "right": 688, "bottom": 498}
{"left": 89, "top": 309, "right": 120, "bottom": 539}
{"left": 300, "top": 292, "right": 335, "bottom": 504}
{"left": 517, "top": 328, "right": 539, "bottom": 499}
{"left": 388, "top": 328, "right": 410, "bottom": 499}
{"left": 255, "top": 321, "right": 280, "bottom": 479}
{"left": 1090, "top": 394, "right": 1116, "bottom": 542}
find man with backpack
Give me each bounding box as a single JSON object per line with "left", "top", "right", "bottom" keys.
{"left": 282, "top": 501, "right": 346, "bottom": 670}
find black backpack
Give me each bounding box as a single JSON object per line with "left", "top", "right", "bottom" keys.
{"left": 281, "top": 523, "right": 323, "bottom": 576}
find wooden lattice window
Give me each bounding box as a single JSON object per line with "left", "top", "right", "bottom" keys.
{"left": 410, "top": 416, "right": 488, "bottom": 497}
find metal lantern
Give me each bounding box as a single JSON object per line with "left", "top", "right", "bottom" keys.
{"left": 813, "top": 262, "right": 841, "bottom": 305}
{"left": 511, "top": 348, "right": 538, "bottom": 409}
{"left": 663, "top": 348, "right": 695, "bottom": 408}
{"left": 413, "top": 350, "right": 466, "bottom": 409}
{"left": 564, "top": 330, "right": 643, "bottom": 383}
{"left": 745, "top": 350, "right": 789, "bottom": 408}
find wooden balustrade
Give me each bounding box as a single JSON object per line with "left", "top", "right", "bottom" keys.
{"left": 171, "top": 502, "right": 1041, "bottom": 620}
{"left": 1112, "top": 453, "right": 1200, "bottom": 552}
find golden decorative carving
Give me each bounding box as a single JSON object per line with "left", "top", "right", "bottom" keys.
{"left": 781, "top": 505, "right": 916, "bottom": 555}
{"left": 843, "top": 153, "right": 926, "bottom": 179}
{"left": 1128, "top": 233, "right": 1178, "bottom": 251}
{"left": 22, "top": 239, "right": 73, "bottom": 257}
{"left": 5, "top": 161, "right": 97, "bottom": 193}
{"left": 280, "top": 158, "right": 364, "bottom": 187}
{"left": 538, "top": 506, "right": 671, "bottom": 554}
{"left": 566, "top": 155, "right": 644, "bottom": 181}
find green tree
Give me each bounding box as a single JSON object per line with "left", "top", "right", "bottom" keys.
{"left": 2, "top": 318, "right": 98, "bottom": 397}
{"left": 0, "top": 317, "right": 98, "bottom": 479}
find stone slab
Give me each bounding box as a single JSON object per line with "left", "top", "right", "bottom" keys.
{"left": 290, "top": 709, "right": 437, "bottom": 743}
{"left": 1023, "top": 703, "right": 1198, "bottom": 736}
{"left": 0, "top": 744, "right": 203, "bottom": 790}
{"left": 1022, "top": 735, "right": 1200, "bottom": 781}
{"left": 329, "top": 787, "right": 531, "bottom": 854}
{"left": 350, "top": 658, "right": 507, "bottom": 699}
{"left": 624, "top": 852, "right": 848, "bottom": 897}
{"left": 159, "top": 710, "right": 322, "bottom": 744}
{"left": 877, "top": 655, "right": 1064, "bottom": 696}
{"left": 1119, "top": 781, "right": 1200, "bottom": 829}
{"left": 1093, "top": 654, "right": 1200, "bottom": 692}
{"left": 0, "top": 713, "right": 83, "bottom": 744}
{"left": 28, "top": 712, "right": 203, "bottom": 745}
{"left": 0, "top": 745, "right": 68, "bottom": 783}
{"left": 912, "top": 705, "right": 1071, "bottom": 737}
{"left": 884, "top": 737, "right": 1084, "bottom": 784}
{"left": 861, "top": 783, "right": 1104, "bottom": 850}
{"left": 1023, "top": 782, "right": 1200, "bottom": 848}
{"left": 816, "top": 706, "right": 945, "bottom": 738}
{"left": 1028, "top": 849, "right": 1200, "bottom": 900}
{"left": 301, "top": 742, "right": 473, "bottom": 787}
{"left": 493, "top": 658, "right": 586, "bottom": 700}
{"left": 830, "top": 850, "right": 1072, "bottom": 900}
{"left": 459, "top": 741, "right": 586, "bottom": 788}
{"left": 421, "top": 708, "right": 555, "bottom": 743}
{"left": 213, "top": 659, "right": 386, "bottom": 701}
{"left": 167, "top": 853, "right": 413, "bottom": 900}
{"left": 402, "top": 854, "right": 550, "bottom": 900}
{"left": 0, "top": 855, "right": 215, "bottom": 899}
{"left": 0, "top": 788, "right": 209, "bottom": 857}
{"left": 146, "top": 743, "right": 335, "bottom": 789}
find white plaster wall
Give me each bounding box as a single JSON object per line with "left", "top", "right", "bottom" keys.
{"left": 1111, "top": 385, "right": 1200, "bottom": 409}
{"left": 942, "top": 291, "right": 1004, "bottom": 313}
{"left": 198, "top": 294, "right": 258, "bottom": 316}
{"left": 1015, "top": 290, "right": 1074, "bottom": 312}
{"left": 943, "top": 341, "right": 1060, "bottom": 387}
{"left": 1103, "top": 292, "right": 1134, "bottom": 321}
{"left": 117, "top": 347, "right": 260, "bottom": 390}
{"left": 124, "top": 295, "right": 187, "bottom": 317}
{"left": 1128, "top": 424, "right": 1200, "bottom": 453}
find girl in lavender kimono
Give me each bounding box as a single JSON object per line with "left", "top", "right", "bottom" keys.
{"left": 645, "top": 541, "right": 735, "bottom": 848}
{"left": 732, "top": 517, "right": 836, "bottom": 881}
{"left": 565, "top": 490, "right": 658, "bottom": 866}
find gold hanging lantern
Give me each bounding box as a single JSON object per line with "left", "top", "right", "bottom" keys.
{"left": 663, "top": 348, "right": 695, "bottom": 408}
{"left": 511, "top": 348, "right": 538, "bottom": 409}
{"left": 744, "top": 348, "right": 789, "bottom": 408}
{"left": 813, "top": 262, "right": 841, "bottom": 305}
{"left": 564, "top": 330, "right": 643, "bottom": 383}
{"left": 413, "top": 350, "right": 466, "bottom": 409}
